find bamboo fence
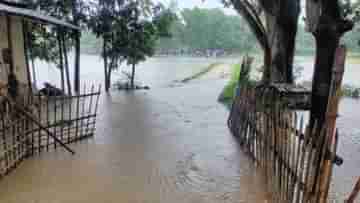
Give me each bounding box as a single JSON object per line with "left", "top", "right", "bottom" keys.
{"left": 228, "top": 85, "right": 341, "bottom": 203}
{"left": 228, "top": 47, "right": 346, "bottom": 203}
{"left": 0, "top": 85, "right": 101, "bottom": 177}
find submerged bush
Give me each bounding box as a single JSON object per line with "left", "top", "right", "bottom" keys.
{"left": 219, "top": 57, "right": 256, "bottom": 105}
{"left": 219, "top": 63, "right": 242, "bottom": 103}
{"left": 342, "top": 84, "right": 360, "bottom": 98}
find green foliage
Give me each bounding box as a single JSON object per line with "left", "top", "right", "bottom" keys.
{"left": 342, "top": 84, "right": 360, "bottom": 98}
{"left": 221, "top": 63, "right": 242, "bottom": 102}
{"left": 88, "top": 0, "right": 175, "bottom": 66}
{"left": 156, "top": 7, "right": 257, "bottom": 52}
{"left": 19, "top": 0, "right": 87, "bottom": 65}
{"left": 80, "top": 6, "right": 360, "bottom": 56}
{"left": 80, "top": 31, "right": 102, "bottom": 55}
{"left": 87, "top": 0, "right": 175, "bottom": 90}
{"left": 181, "top": 63, "right": 222, "bottom": 83}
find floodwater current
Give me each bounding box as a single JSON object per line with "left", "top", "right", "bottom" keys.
{"left": 0, "top": 57, "right": 269, "bottom": 203}
{"left": 0, "top": 56, "right": 359, "bottom": 202}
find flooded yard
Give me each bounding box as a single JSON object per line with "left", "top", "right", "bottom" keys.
{"left": 0, "top": 56, "right": 269, "bottom": 203}
{"left": 0, "top": 55, "right": 359, "bottom": 202}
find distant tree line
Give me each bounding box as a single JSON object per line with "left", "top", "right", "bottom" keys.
{"left": 79, "top": 7, "right": 360, "bottom": 57}
{"left": 155, "top": 7, "right": 256, "bottom": 56}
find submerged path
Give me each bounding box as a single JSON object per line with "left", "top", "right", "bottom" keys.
{"left": 0, "top": 74, "right": 269, "bottom": 202}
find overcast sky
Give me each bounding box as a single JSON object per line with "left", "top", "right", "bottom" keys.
{"left": 175, "top": 0, "right": 223, "bottom": 9}
{"left": 160, "top": 0, "right": 236, "bottom": 14}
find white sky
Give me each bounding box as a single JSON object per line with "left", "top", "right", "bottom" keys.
{"left": 159, "top": 0, "right": 237, "bottom": 15}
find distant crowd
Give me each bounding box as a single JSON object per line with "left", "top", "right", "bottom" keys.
{"left": 155, "top": 48, "right": 232, "bottom": 58}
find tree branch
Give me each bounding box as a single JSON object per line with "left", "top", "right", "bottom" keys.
{"left": 230, "top": 0, "right": 270, "bottom": 52}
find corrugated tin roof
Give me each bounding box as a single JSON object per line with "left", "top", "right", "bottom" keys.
{"left": 0, "top": 3, "right": 80, "bottom": 30}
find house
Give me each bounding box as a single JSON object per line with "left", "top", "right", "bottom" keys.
{"left": 0, "top": 0, "right": 81, "bottom": 97}
{"left": 0, "top": 1, "right": 101, "bottom": 178}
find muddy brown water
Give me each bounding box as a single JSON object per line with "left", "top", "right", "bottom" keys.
{"left": 0, "top": 56, "right": 359, "bottom": 202}
{"left": 0, "top": 57, "right": 269, "bottom": 203}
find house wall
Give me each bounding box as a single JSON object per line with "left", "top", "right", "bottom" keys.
{"left": 0, "top": 15, "right": 28, "bottom": 87}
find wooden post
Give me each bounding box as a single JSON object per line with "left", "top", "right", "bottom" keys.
{"left": 347, "top": 177, "right": 360, "bottom": 203}
{"left": 318, "top": 46, "right": 346, "bottom": 203}
{"left": 72, "top": 0, "right": 81, "bottom": 93}
{"left": 27, "top": 24, "right": 37, "bottom": 90}
{"left": 22, "top": 20, "right": 32, "bottom": 92}
{"left": 62, "top": 32, "right": 72, "bottom": 95}
{"left": 5, "top": 15, "right": 17, "bottom": 99}
{"left": 74, "top": 31, "right": 81, "bottom": 93}
{"left": 57, "top": 29, "right": 65, "bottom": 93}
{"left": 6, "top": 15, "right": 14, "bottom": 75}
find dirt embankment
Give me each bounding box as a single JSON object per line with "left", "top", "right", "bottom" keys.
{"left": 179, "top": 62, "right": 232, "bottom": 83}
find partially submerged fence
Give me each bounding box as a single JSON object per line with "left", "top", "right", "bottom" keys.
{"left": 228, "top": 85, "right": 340, "bottom": 202}
{"left": 228, "top": 48, "right": 346, "bottom": 203}
{"left": 0, "top": 85, "right": 101, "bottom": 177}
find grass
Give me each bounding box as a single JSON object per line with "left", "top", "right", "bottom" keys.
{"left": 346, "top": 54, "right": 360, "bottom": 64}
{"left": 219, "top": 63, "right": 242, "bottom": 103}
{"left": 181, "top": 62, "right": 222, "bottom": 83}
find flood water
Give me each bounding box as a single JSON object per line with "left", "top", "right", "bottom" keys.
{"left": 0, "top": 55, "right": 359, "bottom": 202}
{"left": 0, "top": 56, "right": 269, "bottom": 203}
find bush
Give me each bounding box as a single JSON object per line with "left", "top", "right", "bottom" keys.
{"left": 219, "top": 63, "right": 242, "bottom": 103}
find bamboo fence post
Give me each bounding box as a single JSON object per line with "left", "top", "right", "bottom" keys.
{"left": 46, "top": 91, "right": 50, "bottom": 151}
{"left": 54, "top": 95, "right": 57, "bottom": 149}
{"left": 68, "top": 93, "right": 72, "bottom": 143}
{"left": 303, "top": 122, "right": 321, "bottom": 203}
{"left": 60, "top": 95, "right": 65, "bottom": 142}
{"left": 289, "top": 112, "right": 298, "bottom": 202}
{"left": 296, "top": 122, "right": 312, "bottom": 203}
{"left": 346, "top": 177, "right": 360, "bottom": 203}
{"left": 1, "top": 112, "right": 8, "bottom": 171}
{"left": 318, "top": 45, "right": 346, "bottom": 203}
{"left": 80, "top": 84, "right": 86, "bottom": 139}
{"left": 75, "top": 86, "right": 80, "bottom": 140}
{"left": 61, "top": 32, "right": 72, "bottom": 96}
{"left": 84, "top": 85, "right": 94, "bottom": 135}
{"left": 91, "top": 85, "right": 101, "bottom": 136}
{"left": 38, "top": 93, "right": 42, "bottom": 152}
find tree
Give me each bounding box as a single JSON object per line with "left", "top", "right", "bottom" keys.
{"left": 156, "top": 7, "right": 257, "bottom": 54}
{"left": 122, "top": 2, "right": 176, "bottom": 89}
{"left": 222, "top": 0, "right": 300, "bottom": 84}
{"left": 306, "top": 0, "right": 354, "bottom": 127}
{"left": 88, "top": 0, "right": 175, "bottom": 91}
{"left": 20, "top": 0, "right": 88, "bottom": 94}
{"left": 88, "top": 0, "right": 127, "bottom": 92}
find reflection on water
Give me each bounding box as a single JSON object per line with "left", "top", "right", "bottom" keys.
{"left": 1, "top": 56, "right": 359, "bottom": 202}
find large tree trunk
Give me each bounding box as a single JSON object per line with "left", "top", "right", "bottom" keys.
{"left": 310, "top": 32, "right": 339, "bottom": 127}
{"left": 231, "top": 0, "right": 300, "bottom": 84}
{"left": 262, "top": 0, "right": 300, "bottom": 83}
{"left": 306, "top": 0, "right": 353, "bottom": 127}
